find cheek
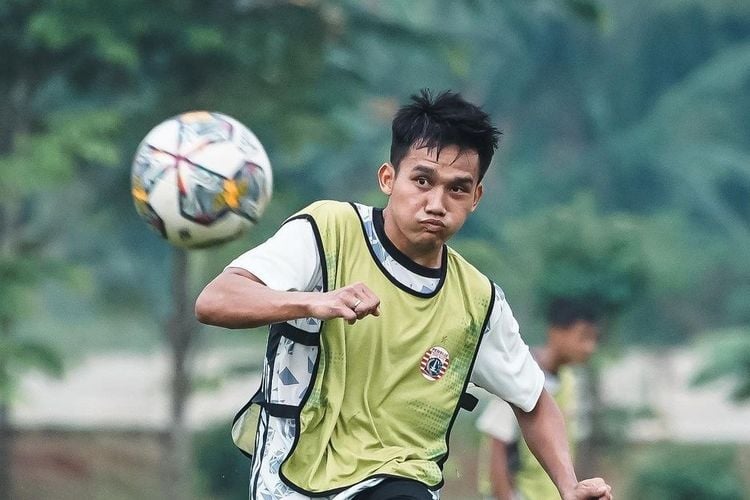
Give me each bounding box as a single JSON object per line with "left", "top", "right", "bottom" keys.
{"left": 447, "top": 203, "right": 472, "bottom": 223}
{"left": 391, "top": 181, "right": 417, "bottom": 199}
{"left": 576, "top": 341, "right": 596, "bottom": 359}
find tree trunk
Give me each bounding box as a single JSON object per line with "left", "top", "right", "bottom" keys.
{"left": 0, "top": 75, "right": 29, "bottom": 500}
{"left": 0, "top": 318, "right": 13, "bottom": 500}
{"left": 162, "top": 248, "right": 199, "bottom": 500}
{"left": 0, "top": 204, "right": 15, "bottom": 500}
{"left": 0, "top": 403, "right": 11, "bottom": 500}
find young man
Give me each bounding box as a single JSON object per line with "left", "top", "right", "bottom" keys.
{"left": 476, "top": 297, "right": 601, "bottom": 500}
{"left": 195, "top": 90, "right": 612, "bottom": 500}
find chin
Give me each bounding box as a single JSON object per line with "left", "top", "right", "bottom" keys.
{"left": 413, "top": 234, "right": 445, "bottom": 249}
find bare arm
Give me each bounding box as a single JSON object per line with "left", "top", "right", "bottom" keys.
{"left": 488, "top": 437, "right": 516, "bottom": 500}
{"left": 195, "top": 267, "right": 380, "bottom": 329}
{"left": 513, "top": 389, "right": 612, "bottom": 500}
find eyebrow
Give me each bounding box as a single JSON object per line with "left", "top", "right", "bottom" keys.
{"left": 452, "top": 177, "right": 475, "bottom": 189}
{"left": 412, "top": 165, "right": 437, "bottom": 176}
{"left": 412, "top": 165, "right": 475, "bottom": 186}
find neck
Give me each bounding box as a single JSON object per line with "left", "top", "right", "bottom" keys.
{"left": 382, "top": 207, "right": 443, "bottom": 268}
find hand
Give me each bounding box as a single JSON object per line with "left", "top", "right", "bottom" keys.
{"left": 563, "top": 478, "right": 612, "bottom": 500}
{"left": 307, "top": 282, "right": 380, "bottom": 324}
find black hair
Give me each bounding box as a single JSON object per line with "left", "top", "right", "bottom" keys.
{"left": 546, "top": 296, "right": 602, "bottom": 328}
{"left": 390, "top": 89, "right": 501, "bottom": 181}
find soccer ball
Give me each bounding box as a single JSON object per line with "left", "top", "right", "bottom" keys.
{"left": 131, "top": 111, "right": 272, "bottom": 249}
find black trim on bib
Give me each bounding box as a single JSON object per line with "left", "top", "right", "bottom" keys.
{"left": 435, "top": 277, "right": 496, "bottom": 485}
{"left": 352, "top": 204, "right": 447, "bottom": 298}
{"left": 276, "top": 212, "right": 331, "bottom": 496}
{"left": 248, "top": 389, "right": 299, "bottom": 419}
{"left": 283, "top": 213, "right": 328, "bottom": 291}
{"left": 232, "top": 389, "right": 260, "bottom": 460}
{"left": 271, "top": 322, "right": 321, "bottom": 346}
{"left": 271, "top": 203, "right": 492, "bottom": 496}
{"left": 373, "top": 208, "right": 442, "bottom": 278}
{"left": 235, "top": 212, "right": 328, "bottom": 492}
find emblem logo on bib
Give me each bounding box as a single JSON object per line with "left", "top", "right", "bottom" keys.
{"left": 420, "top": 346, "right": 450, "bottom": 381}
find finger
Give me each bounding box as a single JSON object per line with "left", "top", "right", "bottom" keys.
{"left": 354, "top": 300, "right": 378, "bottom": 320}
{"left": 341, "top": 308, "right": 357, "bottom": 322}
{"left": 363, "top": 294, "right": 381, "bottom": 315}
{"left": 588, "top": 482, "right": 611, "bottom": 499}
{"left": 588, "top": 486, "right": 609, "bottom": 497}
{"left": 334, "top": 299, "right": 358, "bottom": 321}
{"left": 575, "top": 478, "right": 610, "bottom": 500}
{"left": 355, "top": 283, "right": 378, "bottom": 303}
{"left": 337, "top": 283, "right": 380, "bottom": 321}
{"left": 339, "top": 292, "right": 363, "bottom": 314}
{"left": 353, "top": 285, "right": 380, "bottom": 317}
{"left": 348, "top": 296, "right": 373, "bottom": 321}
{"left": 355, "top": 301, "right": 379, "bottom": 319}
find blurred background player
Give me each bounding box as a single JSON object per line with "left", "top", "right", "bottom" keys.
{"left": 476, "top": 297, "right": 602, "bottom": 500}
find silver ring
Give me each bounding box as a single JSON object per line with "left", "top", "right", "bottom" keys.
{"left": 352, "top": 299, "right": 362, "bottom": 310}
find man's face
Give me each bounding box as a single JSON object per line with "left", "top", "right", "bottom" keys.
{"left": 378, "top": 144, "right": 483, "bottom": 260}
{"left": 556, "top": 320, "right": 600, "bottom": 364}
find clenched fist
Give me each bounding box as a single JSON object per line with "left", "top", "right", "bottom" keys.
{"left": 563, "top": 477, "right": 612, "bottom": 500}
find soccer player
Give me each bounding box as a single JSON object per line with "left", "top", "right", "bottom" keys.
{"left": 195, "top": 90, "right": 613, "bottom": 500}
{"left": 476, "top": 297, "right": 601, "bottom": 500}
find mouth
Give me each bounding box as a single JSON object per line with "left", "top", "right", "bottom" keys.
{"left": 419, "top": 219, "right": 446, "bottom": 232}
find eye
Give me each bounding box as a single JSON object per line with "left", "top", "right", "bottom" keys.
{"left": 416, "top": 176, "right": 428, "bottom": 186}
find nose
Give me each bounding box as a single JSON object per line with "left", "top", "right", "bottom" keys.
{"left": 424, "top": 187, "right": 447, "bottom": 216}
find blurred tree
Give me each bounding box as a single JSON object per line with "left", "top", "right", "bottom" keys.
{"left": 0, "top": 3, "right": 125, "bottom": 495}
{"left": 693, "top": 328, "right": 750, "bottom": 403}
{"left": 65, "top": 1, "right": 472, "bottom": 497}
{"left": 628, "top": 444, "right": 745, "bottom": 500}
{"left": 111, "top": 3, "right": 358, "bottom": 497}
{"left": 460, "top": 0, "right": 750, "bottom": 346}
{"left": 193, "top": 422, "right": 250, "bottom": 500}
{"left": 3, "top": 0, "right": 750, "bottom": 496}
{"left": 492, "top": 195, "right": 647, "bottom": 340}
{"left": 496, "top": 195, "right": 648, "bottom": 477}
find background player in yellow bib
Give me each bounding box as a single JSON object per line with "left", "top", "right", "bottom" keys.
{"left": 195, "top": 89, "right": 613, "bottom": 500}
{"left": 476, "top": 297, "right": 601, "bottom": 500}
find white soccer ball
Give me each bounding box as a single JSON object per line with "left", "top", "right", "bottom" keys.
{"left": 131, "top": 111, "right": 273, "bottom": 248}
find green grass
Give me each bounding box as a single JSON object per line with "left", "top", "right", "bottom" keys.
{"left": 13, "top": 428, "right": 750, "bottom": 500}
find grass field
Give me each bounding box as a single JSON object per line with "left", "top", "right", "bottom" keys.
{"left": 11, "top": 424, "right": 750, "bottom": 499}
{"left": 11, "top": 427, "right": 486, "bottom": 500}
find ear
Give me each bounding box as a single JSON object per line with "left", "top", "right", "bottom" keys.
{"left": 470, "top": 183, "right": 483, "bottom": 212}
{"left": 377, "top": 163, "right": 396, "bottom": 196}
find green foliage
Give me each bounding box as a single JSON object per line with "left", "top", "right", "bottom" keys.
{"left": 628, "top": 444, "right": 745, "bottom": 500}
{"left": 0, "top": 110, "right": 122, "bottom": 196}
{"left": 502, "top": 195, "right": 648, "bottom": 319}
{"left": 693, "top": 329, "right": 750, "bottom": 402}
{"left": 565, "top": 0, "right": 603, "bottom": 23}
{"left": 0, "top": 0, "right": 747, "bottom": 445}
{"left": 0, "top": 337, "right": 64, "bottom": 401}
{"left": 0, "top": 0, "right": 747, "bottom": 496}
{"left": 193, "top": 423, "right": 249, "bottom": 500}
{"left": 0, "top": 0, "right": 130, "bottom": 408}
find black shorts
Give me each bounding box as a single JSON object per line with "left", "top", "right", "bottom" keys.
{"left": 353, "top": 478, "right": 433, "bottom": 500}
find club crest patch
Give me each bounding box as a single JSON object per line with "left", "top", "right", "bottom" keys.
{"left": 420, "top": 346, "right": 450, "bottom": 381}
